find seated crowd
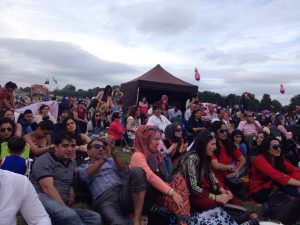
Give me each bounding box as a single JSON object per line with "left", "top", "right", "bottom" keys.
{"left": 1, "top": 83, "right": 300, "bottom": 225}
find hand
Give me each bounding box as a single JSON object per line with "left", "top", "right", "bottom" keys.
{"left": 222, "top": 189, "right": 233, "bottom": 199}
{"left": 226, "top": 170, "right": 238, "bottom": 178}
{"left": 215, "top": 193, "right": 231, "bottom": 204}
{"left": 171, "top": 191, "right": 184, "bottom": 213}
{"left": 171, "top": 143, "right": 178, "bottom": 152}
{"left": 179, "top": 143, "right": 188, "bottom": 153}
{"left": 107, "top": 135, "right": 116, "bottom": 156}
{"left": 67, "top": 187, "right": 75, "bottom": 206}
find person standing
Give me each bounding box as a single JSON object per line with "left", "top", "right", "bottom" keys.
{"left": 0, "top": 81, "right": 17, "bottom": 117}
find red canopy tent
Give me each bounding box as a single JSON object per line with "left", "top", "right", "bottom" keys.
{"left": 120, "top": 64, "right": 198, "bottom": 108}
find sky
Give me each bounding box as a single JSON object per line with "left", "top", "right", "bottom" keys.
{"left": 0, "top": 0, "right": 299, "bottom": 105}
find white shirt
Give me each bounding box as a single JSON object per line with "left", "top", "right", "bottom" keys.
{"left": 184, "top": 109, "right": 192, "bottom": 121}
{"left": 168, "top": 108, "right": 182, "bottom": 120}
{"left": 0, "top": 170, "right": 51, "bottom": 225}
{"left": 147, "top": 114, "right": 171, "bottom": 132}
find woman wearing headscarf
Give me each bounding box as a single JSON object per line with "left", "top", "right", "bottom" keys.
{"left": 163, "top": 123, "right": 188, "bottom": 164}
{"left": 129, "top": 125, "right": 186, "bottom": 215}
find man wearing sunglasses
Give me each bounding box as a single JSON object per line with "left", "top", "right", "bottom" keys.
{"left": 30, "top": 132, "right": 101, "bottom": 225}
{"left": 77, "top": 136, "right": 146, "bottom": 225}
{"left": 237, "top": 111, "right": 262, "bottom": 148}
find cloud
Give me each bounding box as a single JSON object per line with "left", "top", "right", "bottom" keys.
{"left": 0, "top": 38, "right": 136, "bottom": 88}
{"left": 204, "top": 50, "right": 272, "bottom": 65}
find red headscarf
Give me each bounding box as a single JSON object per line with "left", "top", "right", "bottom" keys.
{"left": 133, "top": 125, "right": 163, "bottom": 163}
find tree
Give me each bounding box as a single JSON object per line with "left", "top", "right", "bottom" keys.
{"left": 62, "top": 84, "right": 76, "bottom": 91}
{"left": 288, "top": 94, "right": 300, "bottom": 112}
{"left": 271, "top": 100, "right": 282, "bottom": 112}
{"left": 198, "top": 91, "right": 226, "bottom": 107}
{"left": 259, "top": 94, "right": 272, "bottom": 110}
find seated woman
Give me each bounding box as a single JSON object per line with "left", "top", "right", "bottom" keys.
{"left": 177, "top": 132, "right": 234, "bottom": 210}
{"left": 186, "top": 109, "right": 206, "bottom": 142}
{"left": 250, "top": 136, "right": 300, "bottom": 224}
{"left": 3, "top": 109, "right": 22, "bottom": 137}
{"left": 210, "top": 121, "right": 246, "bottom": 198}
{"left": 0, "top": 117, "right": 15, "bottom": 144}
{"left": 17, "top": 109, "right": 37, "bottom": 135}
{"left": 33, "top": 104, "right": 56, "bottom": 124}
{"left": 250, "top": 131, "right": 268, "bottom": 161}
{"left": 108, "top": 112, "right": 125, "bottom": 146}
{"left": 73, "top": 100, "right": 88, "bottom": 133}
{"left": 163, "top": 123, "right": 188, "bottom": 164}
{"left": 126, "top": 105, "right": 141, "bottom": 145}
{"left": 129, "top": 125, "right": 186, "bottom": 215}
{"left": 23, "top": 119, "right": 54, "bottom": 158}
{"left": 63, "top": 117, "right": 91, "bottom": 164}
{"left": 86, "top": 110, "right": 107, "bottom": 138}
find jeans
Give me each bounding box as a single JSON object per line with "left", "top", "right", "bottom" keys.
{"left": 39, "top": 193, "right": 101, "bottom": 225}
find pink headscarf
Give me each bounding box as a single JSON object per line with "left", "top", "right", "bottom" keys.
{"left": 133, "top": 124, "right": 163, "bottom": 163}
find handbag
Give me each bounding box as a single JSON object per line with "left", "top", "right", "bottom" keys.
{"left": 268, "top": 187, "right": 294, "bottom": 207}
{"left": 160, "top": 173, "right": 190, "bottom": 216}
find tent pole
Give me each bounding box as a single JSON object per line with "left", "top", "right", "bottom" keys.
{"left": 136, "top": 87, "right": 139, "bottom": 105}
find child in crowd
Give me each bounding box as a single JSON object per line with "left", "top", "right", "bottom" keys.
{"left": 0, "top": 136, "right": 27, "bottom": 175}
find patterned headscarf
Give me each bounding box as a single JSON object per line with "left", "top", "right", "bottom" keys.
{"left": 133, "top": 124, "right": 163, "bottom": 163}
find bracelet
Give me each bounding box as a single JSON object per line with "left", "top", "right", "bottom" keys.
{"left": 168, "top": 188, "right": 174, "bottom": 197}
{"left": 208, "top": 193, "right": 216, "bottom": 201}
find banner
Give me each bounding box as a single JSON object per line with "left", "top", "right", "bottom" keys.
{"left": 15, "top": 100, "right": 59, "bottom": 122}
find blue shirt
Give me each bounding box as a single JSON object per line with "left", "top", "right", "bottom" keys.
{"left": 77, "top": 158, "right": 127, "bottom": 200}
{"left": 1, "top": 155, "right": 26, "bottom": 175}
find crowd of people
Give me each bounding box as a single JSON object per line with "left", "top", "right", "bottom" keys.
{"left": 1, "top": 81, "right": 300, "bottom": 225}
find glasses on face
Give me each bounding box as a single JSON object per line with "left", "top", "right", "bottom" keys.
{"left": 271, "top": 144, "right": 282, "bottom": 150}
{"left": 95, "top": 114, "right": 101, "bottom": 117}
{"left": 67, "top": 122, "right": 75, "bottom": 126}
{"left": 91, "top": 144, "right": 104, "bottom": 149}
{"left": 61, "top": 143, "right": 77, "bottom": 148}
{"left": 217, "top": 129, "right": 228, "bottom": 134}
{"left": 175, "top": 128, "right": 182, "bottom": 132}
{"left": 0, "top": 127, "right": 13, "bottom": 132}
{"left": 235, "top": 135, "right": 242, "bottom": 138}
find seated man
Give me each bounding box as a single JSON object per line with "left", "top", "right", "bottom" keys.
{"left": 147, "top": 104, "right": 171, "bottom": 132}
{"left": 0, "top": 168, "right": 51, "bottom": 225}
{"left": 30, "top": 132, "right": 101, "bottom": 225}
{"left": 237, "top": 111, "right": 262, "bottom": 149}
{"left": 77, "top": 137, "right": 146, "bottom": 225}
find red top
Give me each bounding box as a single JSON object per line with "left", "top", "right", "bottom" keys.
{"left": 73, "top": 107, "right": 87, "bottom": 120}
{"left": 108, "top": 121, "right": 125, "bottom": 141}
{"left": 211, "top": 144, "right": 242, "bottom": 185}
{"left": 250, "top": 154, "right": 300, "bottom": 194}
{"left": 0, "top": 87, "right": 14, "bottom": 111}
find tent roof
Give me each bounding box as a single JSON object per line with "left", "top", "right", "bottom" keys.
{"left": 128, "top": 64, "right": 196, "bottom": 87}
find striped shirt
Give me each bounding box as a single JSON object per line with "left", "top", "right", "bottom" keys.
{"left": 77, "top": 158, "right": 127, "bottom": 200}
{"left": 179, "top": 153, "right": 219, "bottom": 197}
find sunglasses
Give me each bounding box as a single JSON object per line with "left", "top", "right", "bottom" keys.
{"left": 91, "top": 144, "right": 104, "bottom": 149}
{"left": 0, "top": 127, "right": 13, "bottom": 132}
{"left": 95, "top": 115, "right": 101, "bottom": 117}
{"left": 271, "top": 144, "right": 282, "bottom": 150}
{"left": 175, "top": 128, "right": 182, "bottom": 132}
{"left": 217, "top": 129, "right": 228, "bottom": 134}
{"left": 66, "top": 122, "right": 75, "bottom": 125}
{"left": 61, "top": 143, "right": 77, "bottom": 148}
{"left": 143, "top": 126, "right": 160, "bottom": 134}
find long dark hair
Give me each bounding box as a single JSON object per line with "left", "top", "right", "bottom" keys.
{"left": 91, "top": 111, "right": 102, "bottom": 128}
{"left": 260, "top": 136, "right": 286, "bottom": 173}
{"left": 103, "top": 85, "right": 112, "bottom": 96}
{"left": 191, "top": 131, "right": 215, "bottom": 173}
{"left": 210, "top": 121, "right": 235, "bottom": 157}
